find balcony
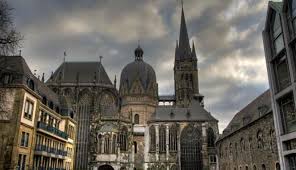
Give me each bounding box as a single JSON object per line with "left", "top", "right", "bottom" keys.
{"left": 35, "top": 145, "right": 67, "bottom": 157}
{"left": 37, "top": 122, "right": 68, "bottom": 139}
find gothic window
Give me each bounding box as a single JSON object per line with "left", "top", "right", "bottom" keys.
{"left": 159, "top": 125, "right": 166, "bottom": 153}
{"left": 100, "top": 93, "right": 115, "bottom": 115}
{"left": 149, "top": 126, "right": 156, "bottom": 152}
{"left": 271, "top": 13, "right": 284, "bottom": 54}
{"left": 257, "top": 130, "right": 263, "bottom": 149}
{"left": 245, "top": 166, "right": 248, "bottom": 170}
{"left": 274, "top": 55, "right": 291, "bottom": 91}
{"left": 207, "top": 127, "right": 215, "bottom": 147}
{"left": 235, "top": 142, "right": 238, "bottom": 156}
{"left": 253, "top": 165, "right": 257, "bottom": 170}
{"left": 279, "top": 93, "right": 296, "bottom": 133}
{"left": 112, "top": 135, "right": 117, "bottom": 153}
{"left": 181, "top": 125, "right": 203, "bottom": 170}
{"left": 119, "top": 126, "right": 128, "bottom": 151}
{"left": 134, "top": 114, "right": 139, "bottom": 124}
{"left": 169, "top": 124, "right": 178, "bottom": 152}
{"left": 104, "top": 135, "right": 110, "bottom": 154}
{"left": 249, "top": 136, "right": 253, "bottom": 150}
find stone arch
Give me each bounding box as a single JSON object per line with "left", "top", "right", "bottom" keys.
{"left": 99, "top": 91, "right": 116, "bottom": 115}
{"left": 180, "top": 124, "right": 203, "bottom": 170}
{"left": 159, "top": 125, "right": 166, "bottom": 153}
{"left": 98, "top": 164, "right": 114, "bottom": 170}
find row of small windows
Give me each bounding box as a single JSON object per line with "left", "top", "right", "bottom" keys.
{"left": 42, "top": 96, "right": 60, "bottom": 114}
{"left": 220, "top": 129, "right": 277, "bottom": 158}
{"left": 228, "top": 163, "right": 280, "bottom": 170}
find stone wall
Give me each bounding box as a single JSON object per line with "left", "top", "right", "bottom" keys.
{"left": 217, "top": 113, "right": 279, "bottom": 170}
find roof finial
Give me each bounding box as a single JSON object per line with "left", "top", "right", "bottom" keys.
{"left": 99, "top": 56, "right": 103, "bottom": 63}
{"left": 63, "top": 51, "right": 67, "bottom": 62}
{"left": 42, "top": 73, "right": 45, "bottom": 82}
{"left": 19, "top": 50, "right": 22, "bottom": 56}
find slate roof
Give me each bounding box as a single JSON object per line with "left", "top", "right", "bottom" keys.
{"left": 219, "top": 90, "right": 271, "bottom": 139}
{"left": 120, "top": 59, "right": 156, "bottom": 90}
{"left": 48, "top": 62, "right": 112, "bottom": 85}
{"left": 0, "top": 56, "right": 60, "bottom": 106}
{"left": 151, "top": 98, "right": 217, "bottom": 122}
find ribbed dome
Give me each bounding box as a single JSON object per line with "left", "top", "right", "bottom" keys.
{"left": 120, "top": 60, "right": 156, "bottom": 91}
{"left": 120, "top": 46, "right": 156, "bottom": 93}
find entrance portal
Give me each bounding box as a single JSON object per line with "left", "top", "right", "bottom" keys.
{"left": 98, "top": 165, "right": 114, "bottom": 170}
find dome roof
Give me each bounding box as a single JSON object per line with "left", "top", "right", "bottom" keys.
{"left": 120, "top": 46, "right": 156, "bottom": 91}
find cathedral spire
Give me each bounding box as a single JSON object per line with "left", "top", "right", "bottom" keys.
{"left": 192, "top": 41, "right": 197, "bottom": 59}
{"left": 177, "top": 2, "right": 191, "bottom": 60}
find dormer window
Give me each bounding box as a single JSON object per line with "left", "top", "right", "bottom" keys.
{"left": 1, "top": 73, "right": 11, "bottom": 85}
{"left": 28, "top": 79, "right": 35, "bottom": 91}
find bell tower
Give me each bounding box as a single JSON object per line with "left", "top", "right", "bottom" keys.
{"left": 174, "top": 3, "right": 203, "bottom": 107}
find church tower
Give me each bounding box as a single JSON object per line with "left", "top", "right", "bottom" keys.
{"left": 174, "top": 4, "right": 203, "bottom": 107}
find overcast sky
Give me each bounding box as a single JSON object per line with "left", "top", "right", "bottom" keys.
{"left": 8, "top": 0, "right": 275, "bottom": 132}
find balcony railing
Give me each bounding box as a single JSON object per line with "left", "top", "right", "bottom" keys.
{"left": 37, "top": 122, "right": 68, "bottom": 139}
{"left": 35, "top": 144, "right": 67, "bottom": 156}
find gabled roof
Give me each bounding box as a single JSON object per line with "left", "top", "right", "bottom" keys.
{"left": 219, "top": 90, "right": 271, "bottom": 140}
{"left": 47, "top": 62, "right": 112, "bottom": 85}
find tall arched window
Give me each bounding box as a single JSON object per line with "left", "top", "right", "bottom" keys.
{"left": 169, "top": 124, "right": 178, "bottom": 152}
{"left": 112, "top": 134, "right": 117, "bottom": 153}
{"left": 149, "top": 126, "right": 156, "bottom": 152}
{"left": 104, "top": 135, "right": 110, "bottom": 154}
{"left": 181, "top": 125, "right": 203, "bottom": 170}
{"left": 207, "top": 127, "right": 215, "bottom": 147}
{"left": 119, "top": 126, "right": 128, "bottom": 151}
{"left": 134, "top": 114, "right": 139, "bottom": 124}
{"left": 159, "top": 125, "right": 166, "bottom": 153}
{"left": 253, "top": 165, "right": 257, "bottom": 170}
{"left": 240, "top": 138, "right": 245, "bottom": 151}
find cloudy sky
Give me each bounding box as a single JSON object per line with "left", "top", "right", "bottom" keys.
{"left": 8, "top": 0, "right": 275, "bottom": 132}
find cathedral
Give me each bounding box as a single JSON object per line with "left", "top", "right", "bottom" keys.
{"left": 46, "top": 5, "right": 219, "bottom": 170}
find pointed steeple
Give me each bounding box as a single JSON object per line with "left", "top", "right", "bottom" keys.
{"left": 175, "top": 2, "right": 191, "bottom": 61}
{"left": 192, "top": 41, "right": 197, "bottom": 59}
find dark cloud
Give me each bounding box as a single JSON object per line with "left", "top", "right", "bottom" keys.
{"left": 7, "top": 0, "right": 271, "bottom": 132}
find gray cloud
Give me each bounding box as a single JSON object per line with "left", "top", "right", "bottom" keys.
{"left": 8, "top": 0, "right": 271, "bottom": 132}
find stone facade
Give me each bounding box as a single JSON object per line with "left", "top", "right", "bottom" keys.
{"left": 216, "top": 90, "right": 280, "bottom": 170}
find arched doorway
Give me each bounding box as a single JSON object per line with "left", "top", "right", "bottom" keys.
{"left": 181, "top": 124, "right": 203, "bottom": 170}
{"left": 98, "top": 164, "right": 114, "bottom": 170}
